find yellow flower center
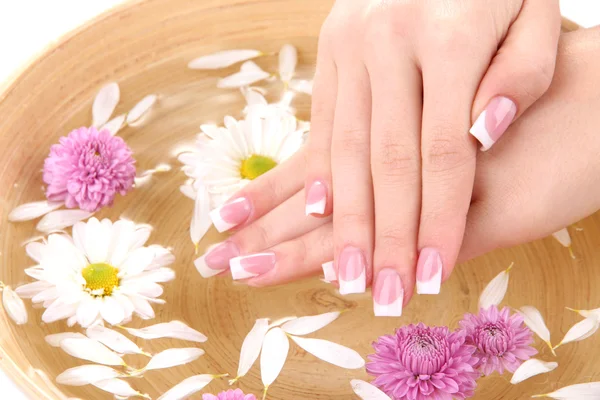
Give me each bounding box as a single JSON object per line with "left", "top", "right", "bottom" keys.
{"left": 240, "top": 155, "right": 277, "bottom": 180}
{"left": 81, "top": 263, "right": 119, "bottom": 296}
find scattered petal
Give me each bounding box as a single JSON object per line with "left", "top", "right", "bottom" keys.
{"left": 518, "top": 306, "right": 555, "bottom": 355}
{"left": 36, "top": 209, "right": 94, "bottom": 233}
{"left": 8, "top": 201, "right": 62, "bottom": 222}
{"left": 2, "top": 286, "right": 28, "bottom": 325}
{"left": 121, "top": 320, "right": 207, "bottom": 343}
{"left": 127, "top": 94, "right": 157, "bottom": 126}
{"left": 92, "top": 83, "right": 120, "bottom": 127}
{"left": 144, "top": 348, "right": 204, "bottom": 371}
{"left": 567, "top": 306, "right": 600, "bottom": 320}
{"left": 290, "top": 336, "right": 365, "bottom": 369}
{"left": 188, "top": 49, "right": 262, "bottom": 69}
{"left": 278, "top": 44, "right": 297, "bottom": 82}
{"left": 93, "top": 378, "right": 149, "bottom": 399}
{"left": 555, "top": 317, "right": 600, "bottom": 349}
{"left": 86, "top": 325, "right": 147, "bottom": 356}
{"left": 45, "top": 332, "right": 87, "bottom": 347}
{"left": 217, "top": 69, "right": 270, "bottom": 89}
{"left": 157, "top": 374, "right": 217, "bottom": 400}
{"left": 56, "top": 365, "right": 123, "bottom": 386}
{"left": 532, "top": 382, "right": 600, "bottom": 399}
{"left": 260, "top": 328, "right": 289, "bottom": 388}
{"left": 241, "top": 87, "right": 268, "bottom": 108}
{"left": 268, "top": 316, "right": 297, "bottom": 329}
{"left": 552, "top": 228, "right": 571, "bottom": 247}
{"left": 351, "top": 379, "right": 391, "bottom": 400}
{"left": 288, "top": 79, "right": 313, "bottom": 95}
{"left": 510, "top": 359, "right": 558, "bottom": 384}
{"left": 231, "top": 318, "right": 270, "bottom": 384}
{"left": 478, "top": 262, "right": 513, "bottom": 310}
{"left": 60, "top": 338, "right": 125, "bottom": 366}
{"left": 100, "top": 114, "right": 126, "bottom": 135}
{"left": 281, "top": 311, "right": 341, "bottom": 336}
{"left": 191, "top": 184, "right": 212, "bottom": 248}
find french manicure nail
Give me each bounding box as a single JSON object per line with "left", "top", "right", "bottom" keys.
{"left": 469, "top": 96, "right": 517, "bottom": 151}
{"left": 373, "top": 268, "right": 404, "bottom": 317}
{"left": 209, "top": 197, "right": 252, "bottom": 232}
{"left": 229, "top": 252, "right": 276, "bottom": 280}
{"left": 305, "top": 181, "right": 327, "bottom": 216}
{"left": 321, "top": 260, "right": 337, "bottom": 282}
{"left": 416, "top": 247, "right": 442, "bottom": 295}
{"left": 338, "top": 246, "right": 366, "bottom": 294}
{"left": 195, "top": 241, "right": 240, "bottom": 278}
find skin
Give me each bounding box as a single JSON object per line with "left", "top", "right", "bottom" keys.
{"left": 220, "top": 26, "right": 600, "bottom": 307}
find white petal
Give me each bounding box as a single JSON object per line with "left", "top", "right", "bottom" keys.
{"left": 144, "top": 348, "right": 204, "bottom": 371}
{"left": 93, "top": 378, "right": 149, "bottom": 399}
{"left": 76, "top": 297, "right": 101, "bottom": 328}
{"left": 86, "top": 325, "right": 145, "bottom": 355}
{"left": 45, "top": 332, "right": 87, "bottom": 347}
{"left": 478, "top": 262, "right": 513, "bottom": 310}
{"left": 518, "top": 306, "right": 555, "bottom": 355}
{"left": 60, "top": 338, "right": 124, "bottom": 366}
{"left": 281, "top": 311, "right": 341, "bottom": 336}
{"left": 42, "top": 299, "right": 79, "bottom": 323}
{"left": 510, "top": 359, "right": 558, "bottom": 384}
{"left": 242, "top": 87, "right": 268, "bottom": 107}
{"left": 533, "top": 382, "right": 600, "bottom": 399}
{"left": 556, "top": 317, "right": 600, "bottom": 348}
{"left": 15, "top": 281, "right": 52, "bottom": 298}
{"left": 260, "top": 328, "right": 289, "bottom": 387}
{"left": 100, "top": 113, "right": 126, "bottom": 135}
{"left": 240, "top": 60, "right": 265, "bottom": 73}
{"left": 351, "top": 379, "right": 391, "bottom": 400}
{"left": 232, "top": 318, "right": 270, "bottom": 383}
{"left": 122, "top": 320, "right": 207, "bottom": 342}
{"left": 108, "top": 219, "right": 137, "bottom": 266}
{"left": 288, "top": 79, "right": 313, "bottom": 95}
{"left": 100, "top": 296, "right": 126, "bottom": 325}
{"left": 2, "top": 286, "right": 28, "bottom": 325}
{"left": 188, "top": 49, "right": 262, "bottom": 69}
{"left": 56, "top": 365, "right": 122, "bottom": 386}
{"left": 290, "top": 336, "right": 365, "bottom": 369}
{"left": 83, "top": 217, "right": 112, "bottom": 263}
{"left": 148, "top": 245, "right": 176, "bottom": 269}
{"left": 92, "top": 83, "right": 120, "bottom": 127}
{"left": 8, "top": 201, "right": 62, "bottom": 222}
{"left": 552, "top": 227, "right": 571, "bottom": 247}
{"left": 217, "top": 70, "right": 270, "bottom": 89}
{"left": 119, "top": 247, "right": 155, "bottom": 277}
{"left": 567, "top": 307, "right": 600, "bottom": 320}
{"left": 127, "top": 94, "right": 157, "bottom": 126}
{"left": 132, "top": 267, "right": 176, "bottom": 283}
{"left": 37, "top": 210, "right": 93, "bottom": 233}
{"left": 129, "top": 295, "right": 155, "bottom": 319}
{"left": 25, "top": 241, "right": 45, "bottom": 263}
{"left": 191, "top": 185, "right": 212, "bottom": 247}
{"left": 130, "top": 226, "right": 152, "bottom": 250}
{"left": 268, "top": 316, "right": 298, "bottom": 329}
{"left": 278, "top": 44, "right": 297, "bottom": 82}
{"left": 157, "top": 374, "right": 216, "bottom": 400}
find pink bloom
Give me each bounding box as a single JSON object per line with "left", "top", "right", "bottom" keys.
{"left": 459, "top": 305, "right": 537, "bottom": 376}
{"left": 366, "top": 323, "right": 479, "bottom": 400}
{"left": 202, "top": 389, "right": 256, "bottom": 400}
{"left": 43, "top": 127, "right": 136, "bottom": 212}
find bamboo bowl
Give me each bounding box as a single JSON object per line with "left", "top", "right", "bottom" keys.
{"left": 0, "top": 1, "right": 595, "bottom": 399}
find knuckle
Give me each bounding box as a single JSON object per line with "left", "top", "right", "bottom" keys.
{"left": 517, "top": 57, "right": 556, "bottom": 100}
{"left": 373, "top": 136, "right": 419, "bottom": 179}
{"left": 336, "top": 212, "right": 371, "bottom": 231}
{"left": 377, "top": 227, "right": 413, "bottom": 253}
{"left": 334, "top": 127, "right": 370, "bottom": 157}
{"left": 423, "top": 134, "right": 474, "bottom": 174}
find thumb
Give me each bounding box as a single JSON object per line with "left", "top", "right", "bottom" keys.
{"left": 469, "top": 0, "right": 561, "bottom": 151}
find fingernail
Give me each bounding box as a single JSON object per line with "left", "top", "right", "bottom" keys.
{"left": 305, "top": 181, "right": 327, "bottom": 216}
{"left": 373, "top": 268, "right": 404, "bottom": 317}
{"left": 321, "top": 260, "right": 337, "bottom": 282}
{"left": 229, "top": 252, "right": 276, "bottom": 280}
{"left": 416, "top": 247, "right": 442, "bottom": 295}
{"left": 338, "top": 246, "right": 366, "bottom": 294}
{"left": 194, "top": 241, "right": 240, "bottom": 278}
{"left": 210, "top": 197, "right": 252, "bottom": 232}
{"left": 469, "top": 96, "right": 517, "bottom": 151}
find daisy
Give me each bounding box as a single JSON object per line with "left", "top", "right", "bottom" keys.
{"left": 15, "top": 217, "right": 175, "bottom": 327}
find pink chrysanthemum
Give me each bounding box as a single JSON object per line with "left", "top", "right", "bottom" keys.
{"left": 202, "top": 389, "right": 256, "bottom": 400}
{"left": 43, "top": 126, "right": 136, "bottom": 212}
{"left": 366, "top": 323, "right": 479, "bottom": 400}
{"left": 459, "top": 305, "right": 537, "bottom": 376}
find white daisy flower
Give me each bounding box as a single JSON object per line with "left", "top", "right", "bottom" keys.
{"left": 15, "top": 218, "right": 175, "bottom": 327}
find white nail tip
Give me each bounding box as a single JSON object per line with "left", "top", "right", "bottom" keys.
{"left": 469, "top": 110, "right": 495, "bottom": 151}
{"left": 229, "top": 256, "right": 262, "bottom": 280}
{"left": 374, "top": 295, "right": 403, "bottom": 317}
{"left": 416, "top": 268, "right": 442, "bottom": 295}
{"left": 339, "top": 269, "right": 366, "bottom": 295}
{"left": 305, "top": 198, "right": 326, "bottom": 216}
{"left": 194, "top": 252, "right": 226, "bottom": 279}
{"left": 209, "top": 208, "right": 236, "bottom": 233}
{"left": 321, "top": 261, "right": 336, "bottom": 282}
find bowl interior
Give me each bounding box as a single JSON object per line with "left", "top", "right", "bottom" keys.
{"left": 0, "top": 1, "right": 599, "bottom": 399}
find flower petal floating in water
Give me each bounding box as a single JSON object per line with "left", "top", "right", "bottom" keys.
{"left": 290, "top": 336, "right": 365, "bottom": 369}
{"left": 202, "top": 389, "right": 257, "bottom": 400}
{"left": 191, "top": 183, "right": 212, "bottom": 250}
{"left": 56, "top": 365, "right": 123, "bottom": 386}
{"left": 2, "top": 286, "right": 28, "bottom": 325}
{"left": 100, "top": 114, "right": 126, "bottom": 136}
{"left": 158, "top": 374, "right": 224, "bottom": 400}
{"left": 217, "top": 62, "right": 271, "bottom": 89}
{"left": 36, "top": 209, "right": 94, "bottom": 233}
{"left": 532, "top": 382, "right": 600, "bottom": 399}
{"left": 478, "top": 262, "right": 513, "bottom": 310}
{"left": 86, "top": 325, "right": 147, "bottom": 356}
{"left": 241, "top": 87, "right": 268, "bottom": 108}
{"left": 231, "top": 318, "right": 270, "bottom": 384}
{"left": 92, "top": 83, "right": 120, "bottom": 127}
{"left": 350, "top": 379, "right": 391, "bottom": 400}
{"left": 8, "top": 201, "right": 63, "bottom": 222}
{"left": 554, "top": 317, "right": 600, "bottom": 350}
{"left": 552, "top": 227, "right": 575, "bottom": 258}
{"left": 518, "top": 306, "right": 555, "bottom": 355}
{"left": 93, "top": 378, "right": 150, "bottom": 399}
{"left": 566, "top": 306, "right": 600, "bottom": 320}
{"left": 143, "top": 348, "right": 205, "bottom": 371}
{"left": 45, "top": 332, "right": 87, "bottom": 347}
{"left": 121, "top": 320, "right": 207, "bottom": 343}
{"left": 510, "top": 359, "right": 558, "bottom": 384}
{"left": 281, "top": 311, "right": 341, "bottom": 336}
{"left": 60, "top": 338, "right": 125, "bottom": 366}
{"left": 278, "top": 44, "right": 297, "bottom": 83}
{"left": 127, "top": 94, "right": 157, "bottom": 127}
{"left": 188, "top": 49, "right": 262, "bottom": 69}
{"left": 288, "top": 79, "right": 313, "bottom": 95}
{"left": 260, "top": 328, "right": 289, "bottom": 393}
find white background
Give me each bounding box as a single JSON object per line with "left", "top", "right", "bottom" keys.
{"left": 0, "top": 0, "right": 598, "bottom": 398}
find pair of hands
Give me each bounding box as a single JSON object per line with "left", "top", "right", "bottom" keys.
{"left": 201, "top": 0, "right": 580, "bottom": 316}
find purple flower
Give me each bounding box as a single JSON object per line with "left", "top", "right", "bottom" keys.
{"left": 459, "top": 305, "right": 537, "bottom": 376}
{"left": 202, "top": 389, "right": 256, "bottom": 400}
{"left": 43, "top": 127, "right": 136, "bottom": 212}
{"left": 366, "top": 323, "right": 479, "bottom": 400}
